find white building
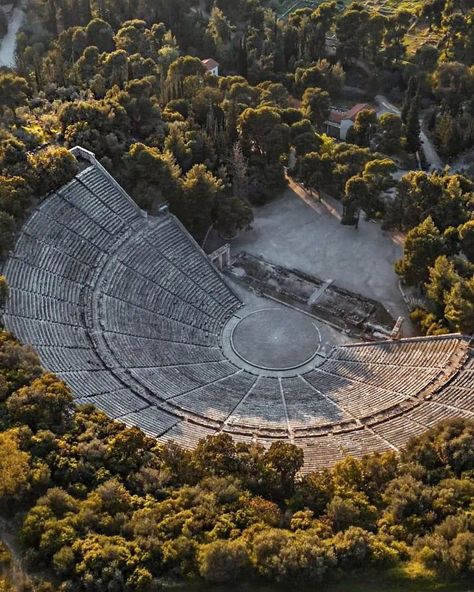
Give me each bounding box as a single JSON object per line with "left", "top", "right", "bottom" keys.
{"left": 325, "top": 103, "right": 369, "bottom": 141}
{"left": 202, "top": 58, "right": 219, "bottom": 76}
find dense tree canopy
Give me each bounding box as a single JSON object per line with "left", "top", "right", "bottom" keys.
{"left": 0, "top": 329, "right": 472, "bottom": 591}
{"left": 0, "top": 2, "right": 474, "bottom": 587}
{"left": 0, "top": 0, "right": 472, "bottom": 327}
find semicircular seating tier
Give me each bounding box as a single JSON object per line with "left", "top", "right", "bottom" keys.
{"left": 3, "top": 153, "right": 474, "bottom": 472}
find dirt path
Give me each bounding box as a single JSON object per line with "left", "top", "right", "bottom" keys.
{"left": 286, "top": 174, "right": 405, "bottom": 247}
{"left": 0, "top": 517, "right": 23, "bottom": 568}
{"left": 375, "top": 95, "right": 444, "bottom": 171}
{"left": 286, "top": 175, "right": 342, "bottom": 222}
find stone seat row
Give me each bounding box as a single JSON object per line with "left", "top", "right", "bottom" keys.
{"left": 10, "top": 243, "right": 93, "bottom": 286}
{"left": 446, "top": 367, "right": 474, "bottom": 390}
{"left": 130, "top": 361, "right": 240, "bottom": 400}
{"left": 101, "top": 293, "right": 222, "bottom": 338}
{"left": 14, "top": 229, "right": 100, "bottom": 276}
{"left": 406, "top": 400, "right": 472, "bottom": 426}
{"left": 434, "top": 386, "right": 473, "bottom": 409}
{"left": 7, "top": 288, "right": 84, "bottom": 326}
{"left": 76, "top": 390, "right": 150, "bottom": 418}
{"left": 170, "top": 372, "right": 258, "bottom": 423}
{"left": 5, "top": 316, "right": 90, "bottom": 348}
{"left": 6, "top": 262, "right": 84, "bottom": 303}
{"left": 39, "top": 344, "right": 106, "bottom": 372}
{"left": 160, "top": 420, "right": 219, "bottom": 448}
{"left": 369, "top": 412, "right": 430, "bottom": 448}
{"left": 107, "top": 332, "right": 224, "bottom": 368}
{"left": 104, "top": 265, "right": 225, "bottom": 333}
{"left": 304, "top": 369, "right": 407, "bottom": 417}
{"left": 299, "top": 429, "right": 390, "bottom": 473}
{"left": 121, "top": 223, "right": 240, "bottom": 312}
{"left": 57, "top": 369, "right": 128, "bottom": 398}
{"left": 35, "top": 199, "right": 120, "bottom": 250}
{"left": 48, "top": 189, "right": 127, "bottom": 237}
{"left": 77, "top": 166, "right": 142, "bottom": 224}
{"left": 113, "top": 255, "right": 235, "bottom": 325}
{"left": 141, "top": 221, "right": 240, "bottom": 308}
{"left": 46, "top": 165, "right": 143, "bottom": 227}
{"left": 321, "top": 359, "right": 441, "bottom": 396}
{"left": 101, "top": 301, "right": 218, "bottom": 346}
{"left": 282, "top": 377, "right": 349, "bottom": 427}
{"left": 333, "top": 337, "right": 464, "bottom": 367}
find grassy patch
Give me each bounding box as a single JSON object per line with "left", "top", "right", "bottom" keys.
{"left": 404, "top": 25, "right": 442, "bottom": 57}
{"left": 272, "top": 0, "right": 319, "bottom": 19}
{"left": 269, "top": 0, "right": 429, "bottom": 18}
{"left": 177, "top": 563, "right": 469, "bottom": 592}
{"left": 323, "top": 562, "right": 469, "bottom": 592}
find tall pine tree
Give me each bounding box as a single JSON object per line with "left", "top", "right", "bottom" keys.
{"left": 405, "top": 94, "right": 421, "bottom": 154}
{"left": 401, "top": 77, "right": 418, "bottom": 124}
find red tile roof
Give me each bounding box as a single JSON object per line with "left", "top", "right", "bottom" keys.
{"left": 202, "top": 58, "right": 219, "bottom": 70}
{"left": 329, "top": 103, "right": 369, "bottom": 124}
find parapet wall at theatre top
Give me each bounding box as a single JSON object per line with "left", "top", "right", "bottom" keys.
{"left": 3, "top": 149, "right": 473, "bottom": 472}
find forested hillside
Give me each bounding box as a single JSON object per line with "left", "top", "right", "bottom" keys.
{"left": 0, "top": 328, "right": 473, "bottom": 590}
{"left": 0, "top": 0, "right": 473, "bottom": 334}
{"left": 0, "top": 1, "right": 473, "bottom": 588}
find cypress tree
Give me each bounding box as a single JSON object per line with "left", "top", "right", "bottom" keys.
{"left": 405, "top": 94, "right": 421, "bottom": 154}
{"left": 225, "top": 101, "right": 239, "bottom": 147}
{"left": 401, "top": 77, "right": 417, "bottom": 124}
{"left": 238, "top": 35, "right": 248, "bottom": 78}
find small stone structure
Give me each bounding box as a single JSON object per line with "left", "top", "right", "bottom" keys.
{"left": 391, "top": 316, "right": 405, "bottom": 340}
{"left": 209, "top": 244, "right": 231, "bottom": 270}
